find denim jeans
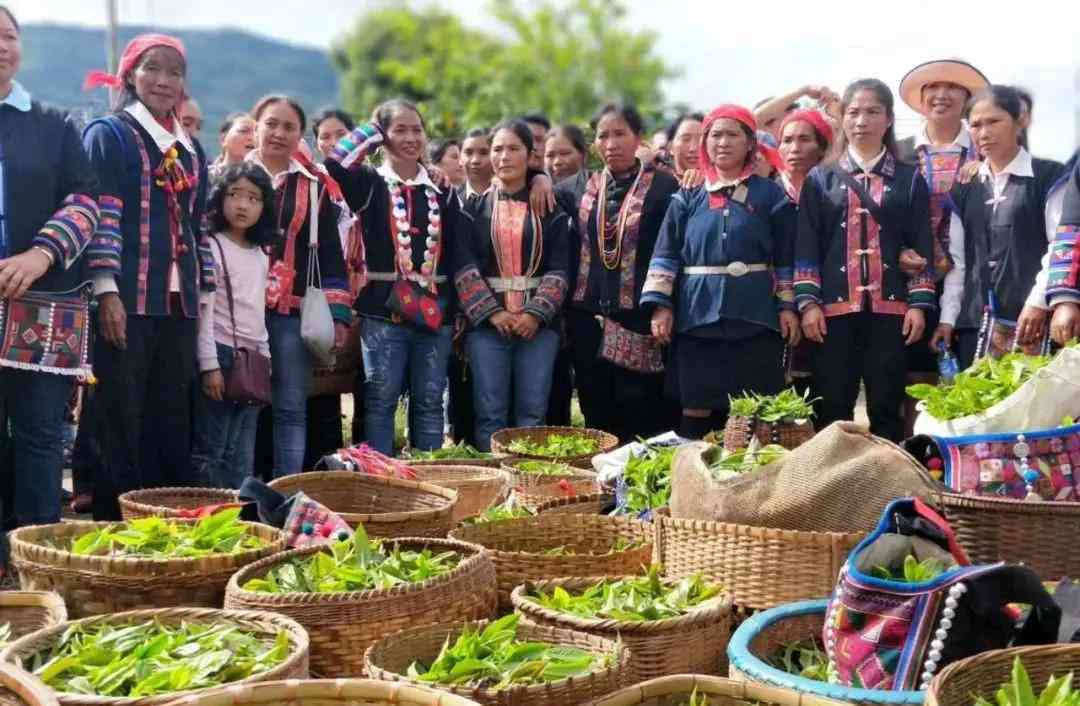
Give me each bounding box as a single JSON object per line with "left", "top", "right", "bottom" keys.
{"left": 360, "top": 317, "right": 452, "bottom": 455}
{"left": 195, "top": 344, "right": 263, "bottom": 489}
{"left": 267, "top": 313, "right": 310, "bottom": 477}
{"left": 466, "top": 327, "right": 559, "bottom": 451}
{"left": 0, "top": 369, "right": 74, "bottom": 529}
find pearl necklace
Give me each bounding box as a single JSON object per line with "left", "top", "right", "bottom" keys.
{"left": 390, "top": 179, "right": 441, "bottom": 288}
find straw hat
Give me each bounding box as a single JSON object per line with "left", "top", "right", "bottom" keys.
{"left": 899, "top": 59, "right": 989, "bottom": 114}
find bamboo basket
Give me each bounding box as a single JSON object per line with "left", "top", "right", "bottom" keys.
{"left": 450, "top": 514, "right": 653, "bottom": 609}
{"left": 586, "top": 674, "right": 850, "bottom": 706}
{"left": 0, "top": 608, "right": 309, "bottom": 706}
{"left": 534, "top": 491, "right": 615, "bottom": 516}
{"left": 927, "top": 644, "right": 1080, "bottom": 706}
{"left": 512, "top": 576, "right": 733, "bottom": 681}
{"left": 268, "top": 472, "right": 457, "bottom": 538}
{"left": 365, "top": 619, "right": 631, "bottom": 706}
{"left": 224, "top": 537, "right": 497, "bottom": 678}
{"left": 938, "top": 492, "right": 1080, "bottom": 580}
{"left": 513, "top": 478, "right": 604, "bottom": 511}
{"left": 490, "top": 426, "right": 617, "bottom": 469}
{"left": 501, "top": 459, "right": 598, "bottom": 495}
{"left": 404, "top": 457, "right": 507, "bottom": 468}
{"left": 118, "top": 488, "right": 239, "bottom": 521}
{"left": 0, "top": 664, "right": 58, "bottom": 706}
{"left": 654, "top": 515, "right": 864, "bottom": 610}
{"left": 409, "top": 465, "right": 512, "bottom": 523}
{"left": 161, "top": 679, "right": 483, "bottom": 706}
{"left": 721, "top": 417, "right": 815, "bottom": 452}
{"left": 727, "top": 599, "right": 923, "bottom": 705}
{"left": 8, "top": 520, "right": 285, "bottom": 618}
{"left": 0, "top": 593, "right": 66, "bottom": 643}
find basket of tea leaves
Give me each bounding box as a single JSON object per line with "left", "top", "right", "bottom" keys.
{"left": 927, "top": 646, "right": 1080, "bottom": 706}
{"left": 720, "top": 388, "right": 817, "bottom": 452}
{"left": 491, "top": 426, "right": 617, "bottom": 468}
{"left": 587, "top": 673, "right": 850, "bottom": 706}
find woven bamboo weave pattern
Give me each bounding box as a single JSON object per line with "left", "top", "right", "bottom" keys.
{"left": 8, "top": 520, "right": 285, "bottom": 618}
{"left": 409, "top": 466, "right": 512, "bottom": 522}
{"left": 268, "top": 472, "right": 457, "bottom": 538}
{"left": 0, "top": 663, "right": 58, "bottom": 706}
{"left": 0, "top": 607, "right": 310, "bottom": 706}
{"left": 534, "top": 490, "right": 615, "bottom": 516}
{"left": 364, "top": 619, "right": 630, "bottom": 706}
{"left": 722, "top": 416, "right": 815, "bottom": 452}
{"left": 511, "top": 576, "right": 733, "bottom": 682}
{"left": 160, "top": 678, "right": 484, "bottom": 705}
{"left": 509, "top": 475, "right": 600, "bottom": 509}
{"left": 585, "top": 674, "right": 849, "bottom": 706}
{"left": 491, "top": 427, "right": 617, "bottom": 468}
{"left": 118, "top": 488, "right": 240, "bottom": 520}
{"left": 0, "top": 593, "right": 66, "bottom": 643}
{"left": 224, "top": 537, "right": 497, "bottom": 678}
{"left": 928, "top": 644, "right": 1080, "bottom": 706}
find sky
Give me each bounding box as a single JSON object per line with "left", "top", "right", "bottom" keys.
{"left": 13, "top": 0, "right": 1080, "bottom": 160}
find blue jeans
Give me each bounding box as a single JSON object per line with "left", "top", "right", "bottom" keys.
{"left": 360, "top": 317, "right": 452, "bottom": 455}
{"left": 0, "top": 370, "right": 73, "bottom": 528}
{"left": 196, "top": 344, "right": 263, "bottom": 488}
{"left": 267, "top": 313, "right": 310, "bottom": 477}
{"left": 466, "top": 327, "right": 559, "bottom": 451}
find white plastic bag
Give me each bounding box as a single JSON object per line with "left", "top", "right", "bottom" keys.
{"left": 299, "top": 179, "right": 335, "bottom": 366}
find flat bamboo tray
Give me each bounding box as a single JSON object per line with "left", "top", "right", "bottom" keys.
{"left": 224, "top": 536, "right": 497, "bottom": 677}
{"left": 586, "top": 674, "right": 850, "bottom": 706}
{"left": 409, "top": 465, "right": 512, "bottom": 523}
{"left": 9, "top": 520, "right": 285, "bottom": 619}
{"left": 160, "top": 679, "right": 483, "bottom": 705}
{"left": 118, "top": 488, "right": 239, "bottom": 520}
{"left": 268, "top": 472, "right": 457, "bottom": 538}
{"left": 491, "top": 426, "right": 616, "bottom": 469}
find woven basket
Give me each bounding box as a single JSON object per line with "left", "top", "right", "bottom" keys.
{"left": 586, "top": 674, "right": 849, "bottom": 706}
{"left": 0, "top": 664, "right": 58, "bottom": 706}
{"left": 512, "top": 576, "right": 733, "bottom": 682}
{"left": 450, "top": 514, "right": 653, "bottom": 609}
{"left": 514, "top": 479, "right": 604, "bottom": 511}
{"left": 927, "top": 644, "right": 1080, "bottom": 706}
{"left": 728, "top": 599, "right": 923, "bottom": 705}
{"left": 8, "top": 520, "right": 285, "bottom": 619}
{"left": 268, "top": 472, "right": 457, "bottom": 538}
{"left": 410, "top": 465, "right": 512, "bottom": 523}
{"left": 0, "top": 593, "right": 66, "bottom": 643}
{"left": 534, "top": 491, "right": 615, "bottom": 516}
{"left": 404, "top": 457, "right": 507, "bottom": 468}
{"left": 161, "top": 679, "right": 483, "bottom": 706}
{"left": 654, "top": 515, "right": 864, "bottom": 611}
{"left": 365, "top": 619, "right": 630, "bottom": 706}
{"left": 501, "top": 459, "right": 598, "bottom": 493}
{"left": 491, "top": 427, "right": 617, "bottom": 469}
{"left": 224, "top": 537, "right": 497, "bottom": 678}
{"left": 0, "top": 607, "right": 309, "bottom": 706}
{"left": 938, "top": 492, "right": 1080, "bottom": 580}
{"left": 722, "top": 416, "right": 815, "bottom": 452}
{"left": 118, "top": 488, "right": 239, "bottom": 521}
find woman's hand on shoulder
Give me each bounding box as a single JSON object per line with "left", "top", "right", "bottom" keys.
{"left": 529, "top": 174, "right": 556, "bottom": 217}
{"left": 679, "top": 169, "right": 705, "bottom": 190}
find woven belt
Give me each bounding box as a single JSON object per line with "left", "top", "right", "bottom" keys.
{"left": 366, "top": 271, "right": 447, "bottom": 284}
{"left": 682, "top": 262, "right": 768, "bottom": 277}
{"left": 485, "top": 276, "right": 541, "bottom": 292}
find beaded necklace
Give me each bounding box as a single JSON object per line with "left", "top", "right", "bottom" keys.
{"left": 595, "top": 163, "right": 644, "bottom": 270}
{"left": 389, "top": 178, "right": 441, "bottom": 289}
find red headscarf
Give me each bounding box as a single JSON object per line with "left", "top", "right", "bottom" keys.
{"left": 698, "top": 104, "right": 758, "bottom": 184}
{"left": 778, "top": 109, "right": 834, "bottom": 150}
{"left": 84, "top": 33, "right": 187, "bottom": 91}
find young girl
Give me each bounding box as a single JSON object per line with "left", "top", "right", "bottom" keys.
{"left": 197, "top": 163, "right": 277, "bottom": 488}
{"left": 795, "top": 78, "right": 935, "bottom": 442}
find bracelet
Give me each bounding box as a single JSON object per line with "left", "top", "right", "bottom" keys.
{"left": 31, "top": 246, "right": 56, "bottom": 266}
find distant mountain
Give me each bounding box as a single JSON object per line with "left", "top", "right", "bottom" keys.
{"left": 19, "top": 23, "right": 340, "bottom": 156}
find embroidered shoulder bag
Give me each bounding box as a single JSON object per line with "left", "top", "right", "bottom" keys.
{"left": 0, "top": 285, "right": 93, "bottom": 380}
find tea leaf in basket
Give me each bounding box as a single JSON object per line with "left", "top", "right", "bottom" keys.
{"left": 507, "top": 434, "right": 600, "bottom": 458}
{"left": 403, "top": 442, "right": 494, "bottom": 461}
{"left": 622, "top": 442, "right": 678, "bottom": 514}
{"left": 768, "top": 638, "right": 835, "bottom": 683}
{"left": 528, "top": 564, "right": 721, "bottom": 621}
{"left": 407, "top": 614, "right": 601, "bottom": 690}
{"left": 241, "top": 525, "right": 459, "bottom": 594}
{"left": 514, "top": 460, "right": 578, "bottom": 476}
{"left": 870, "top": 554, "right": 946, "bottom": 583}
{"left": 728, "top": 387, "right": 817, "bottom": 422}
{"left": 67, "top": 508, "right": 267, "bottom": 558}
{"left": 906, "top": 351, "right": 1051, "bottom": 420}
{"left": 30, "top": 619, "right": 289, "bottom": 697}
{"left": 463, "top": 502, "right": 536, "bottom": 525}
{"left": 708, "top": 443, "right": 788, "bottom": 476}
{"left": 974, "top": 656, "right": 1080, "bottom": 706}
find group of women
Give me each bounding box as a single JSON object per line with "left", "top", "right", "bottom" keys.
{"left": 2, "top": 10, "right": 1080, "bottom": 558}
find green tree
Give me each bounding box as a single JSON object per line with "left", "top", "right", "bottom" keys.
{"left": 331, "top": 0, "right": 677, "bottom": 137}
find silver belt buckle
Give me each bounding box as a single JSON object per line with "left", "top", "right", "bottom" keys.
{"left": 727, "top": 261, "right": 749, "bottom": 277}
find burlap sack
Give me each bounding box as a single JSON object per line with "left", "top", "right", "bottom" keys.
{"left": 669, "top": 421, "right": 940, "bottom": 533}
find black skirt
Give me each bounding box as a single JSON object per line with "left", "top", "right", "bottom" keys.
{"left": 674, "top": 330, "right": 785, "bottom": 410}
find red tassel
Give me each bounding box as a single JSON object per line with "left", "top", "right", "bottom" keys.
{"left": 83, "top": 70, "right": 123, "bottom": 91}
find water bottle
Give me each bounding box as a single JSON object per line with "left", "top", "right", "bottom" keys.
{"left": 937, "top": 342, "right": 959, "bottom": 384}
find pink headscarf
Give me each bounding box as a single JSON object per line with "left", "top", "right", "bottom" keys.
{"left": 778, "top": 109, "right": 834, "bottom": 149}
{"left": 698, "top": 104, "right": 758, "bottom": 185}
{"left": 84, "top": 33, "right": 187, "bottom": 91}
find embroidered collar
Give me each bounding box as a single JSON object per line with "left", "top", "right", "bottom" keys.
{"left": 839, "top": 148, "right": 896, "bottom": 178}
{"left": 247, "top": 150, "right": 320, "bottom": 188}
{"left": 914, "top": 122, "right": 973, "bottom": 150}
{"left": 979, "top": 147, "right": 1033, "bottom": 181}
{"left": 124, "top": 100, "right": 195, "bottom": 156}
{"left": 0, "top": 81, "right": 31, "bottom": 112}
{"left": 377, "top": 162, "right": 441, "bottom": 193}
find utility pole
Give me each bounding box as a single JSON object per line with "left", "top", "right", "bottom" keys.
{"left": 105, "top": 0, "right": 119, "bottom": 103}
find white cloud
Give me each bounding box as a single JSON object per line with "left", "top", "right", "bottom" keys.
{"left": 13, "top": 0, "right": 1080, "bottom": 157}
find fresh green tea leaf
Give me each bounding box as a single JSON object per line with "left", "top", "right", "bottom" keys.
{"left": 506, "top": 434, "right": 600, "bottom": 458}
{"left": 906, "top": 352, "right": 1051, "bottom": 420}
{"left": 66, "top": 510, "right": 266, "bottom": 559}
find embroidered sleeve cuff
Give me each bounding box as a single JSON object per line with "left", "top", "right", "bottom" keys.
{"left": 793, "top": 262, "right": 822, "bottom": 310}
{"left": 907, "top": 272, "right": 936, "bottom": 310}
{"left": 524, "top": 272, "right": 568, "bottom": 325}
{"left": 93, "top": 273, "right": 119, "bottom": 296}
{"left": 1051, "top": 294, "right": 1080, "bottom": 308}
{"left": 774, "top": 266, "right": 795, "bottom": 312}
{"left": 641, "top": 257, "right": 678, "bottom": 309}
{"left": 87, "top": 195, "right": 123, "bottom": 276}
{"left": 329, "top": 123, "right": 383, "bottom": 170}
{"left": 1046, "top": 225, "right": 1080, "bottom": 304}
{"left": 34, "top": 193, "right": 99, "bottom": 271}
{"left": 455, "top": 265, "right": 501, "bottom": 325}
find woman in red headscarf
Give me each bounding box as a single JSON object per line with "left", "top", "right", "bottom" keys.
{"left": 643, "top": 105, "right": 799, "bottom": 439}
{"left": 82, "top": 33, "right": 214, "bottom": 519}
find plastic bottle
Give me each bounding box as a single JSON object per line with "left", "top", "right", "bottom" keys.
{"left": 937, "top": 342, "right": 959, "bottom": 384}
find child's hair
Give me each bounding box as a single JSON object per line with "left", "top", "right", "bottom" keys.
{"left": 207, "top": 162, "right": 281, "bottom": 247}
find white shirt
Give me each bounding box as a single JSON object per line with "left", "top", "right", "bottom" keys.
{"left": 246, "top": 150, "right": 320, "bottom": 190}
{"left": 847, "top": 146, "right": 887, "bottom": 175}
{"left": 939, "top": 148, "right": 1062, "bottom": 326}
{"left": 913, "top": 122, "right": 973, "bottom": 151}
{"left": 377, "top": 162, "right": 442, "bottom": 193}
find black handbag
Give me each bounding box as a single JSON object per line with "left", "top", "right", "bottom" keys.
{"left": 211, "top": 237, "right": 272, "bottom": 406}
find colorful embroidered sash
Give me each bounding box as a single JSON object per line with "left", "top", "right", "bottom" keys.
{"left": 493, "top": 199, "right": 527, "bottom": 313}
